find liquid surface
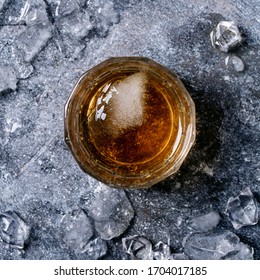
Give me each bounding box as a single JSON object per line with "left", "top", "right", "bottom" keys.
{"left": 79, "top": 71, "right": 177, "bottom": 166}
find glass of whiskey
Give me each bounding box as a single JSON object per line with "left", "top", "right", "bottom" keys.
{"left": 64, "top": 57, "right": 196, "bottom": 188}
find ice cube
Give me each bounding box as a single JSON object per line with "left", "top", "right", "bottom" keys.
{"left": 87, "top": 0, "right": 119, "bottom": 37}
{"left": 82, "top": 237, "right": 107, "bottom": 259}
{"left": 225, "top": 187, "right": 258, "bottom": 229}
{"left": 8, "top": 0, "right": 53, "bottom": 62}
{"left": 184, "top": 230, "right": 254, "bottom": 260}
{"left": 225, "top": 55, "right": 245, "bottom": 72}
{"left": 153, "top": 241, "right": 171, "bottom": 260}
{"left": 122, "top": 235, "right": 153, "bottom": 260}
{"left": 190, "top": 211, "right": 220, "bottom": 232}
{"left": 59, "top": 12, "right": 92, "bottom": 39}
{"left": 210, "top": 21, "right": 242, "bottom": 52}
{"left": 110, "top": 72, "right": 147, "bottom": 132}
{"left": 58, "top": 208, "right": 93, "bottom": 252}
{"left": 57, "top": 0, "right": 85, "bottom": 17}
{"left": 16, "top": 25, "right": 53, "bottom": 62}
{"left": 18, "top": 63, "right": 34, "bottom": 79}
{"left": 222, "top": 242, "right": 254, "bottom": 260}
{"left": 0, "top": 211, "right": 30, "bottom": 249}
{"left": 87, "top": 182, "right": 134, "bottom": 240}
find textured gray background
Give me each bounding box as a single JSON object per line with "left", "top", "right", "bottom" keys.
{"left": 0, "top": 0, "right": 259, "bottom": 259}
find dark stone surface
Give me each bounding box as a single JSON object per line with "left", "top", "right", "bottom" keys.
{"left": 0, "top": 0, "right": 259, "bottom": 259}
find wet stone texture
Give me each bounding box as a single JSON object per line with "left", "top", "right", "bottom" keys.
{"left": 0, "top": 0, "right": 259, "bottom": 259}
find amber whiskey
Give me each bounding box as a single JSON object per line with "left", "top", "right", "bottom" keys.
{"left": 64, "top": 57, "right": 195, "bottom": 188}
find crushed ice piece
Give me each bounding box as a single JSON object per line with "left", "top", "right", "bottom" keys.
{"left": 8, "top": 0, "right": 49, "bottom": 26}
{"left": 0, "top": 65, "right": 18, "bottom": 93}
{"left": 122, "top": 236, "right": 153, "bottom": 260}
{"left": 59, "top": 208, "right": 93, "bottom": 252}
{"left": 222, "top": 242, "right": 254, "bottom": 260}
{"left": 190, "top": 211, "right": 220, "bottom": 232}
{"left": 210, "top": 21, "right": 242, "bottom": 52}
{"left": 16, "top": 26, "right": 53, "bottom": 62}
{"left": 59, "top": 12, "right": 92, "bottom": 39}
{"left": 184, "top": 230, "right": 254, "bottom": 260}
{"left": 87, "top": 0, "right": 119, "bottom": 37}
{"left": 0, "top": 211, "right": 30, "bottom": 249}
{"left": 225, "top": 55, "right": 245, "bottom": 72}
{"left": 18, "top": 63, "right": 34, "bottom": 79}
{"left": 55, "top": 8, "right": 91, "bottom": 58}
{"left": 225, "top": 187, "right": 258, "bottom": 229}
{"left": 17, "top": 1, "right": 31, "bottom": 23}
{"left": 9, "top": 0, "right": 53, "bottom": 62}
{"left": 83, "top": 237, "right": 107, "bottom": 259}
{"left": 59, "top": 11, "right": 91, "bottom": 38}
{"left": 169, "top": 253, "right": 189, "bottom": 260}
{"left": 10, "top": 122, "right": 22, "bottom": 133}
{"left": 57, "top": 0, "right": 85, "bottom": 17}
{"left": 55, "top": 0, "right": 118, "bottom": 57}
{"left": 110, "top": 72, "right": 147, "bottom": 131}
{"left": 88, "top": 182, "right": 134, "bottom": 240}
{"left": 153, "top": 241, "right": 171, "bottom": 260}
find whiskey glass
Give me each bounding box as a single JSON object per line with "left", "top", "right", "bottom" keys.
{"left": 64, "top": 57, "right": 196, "bottom": 188}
